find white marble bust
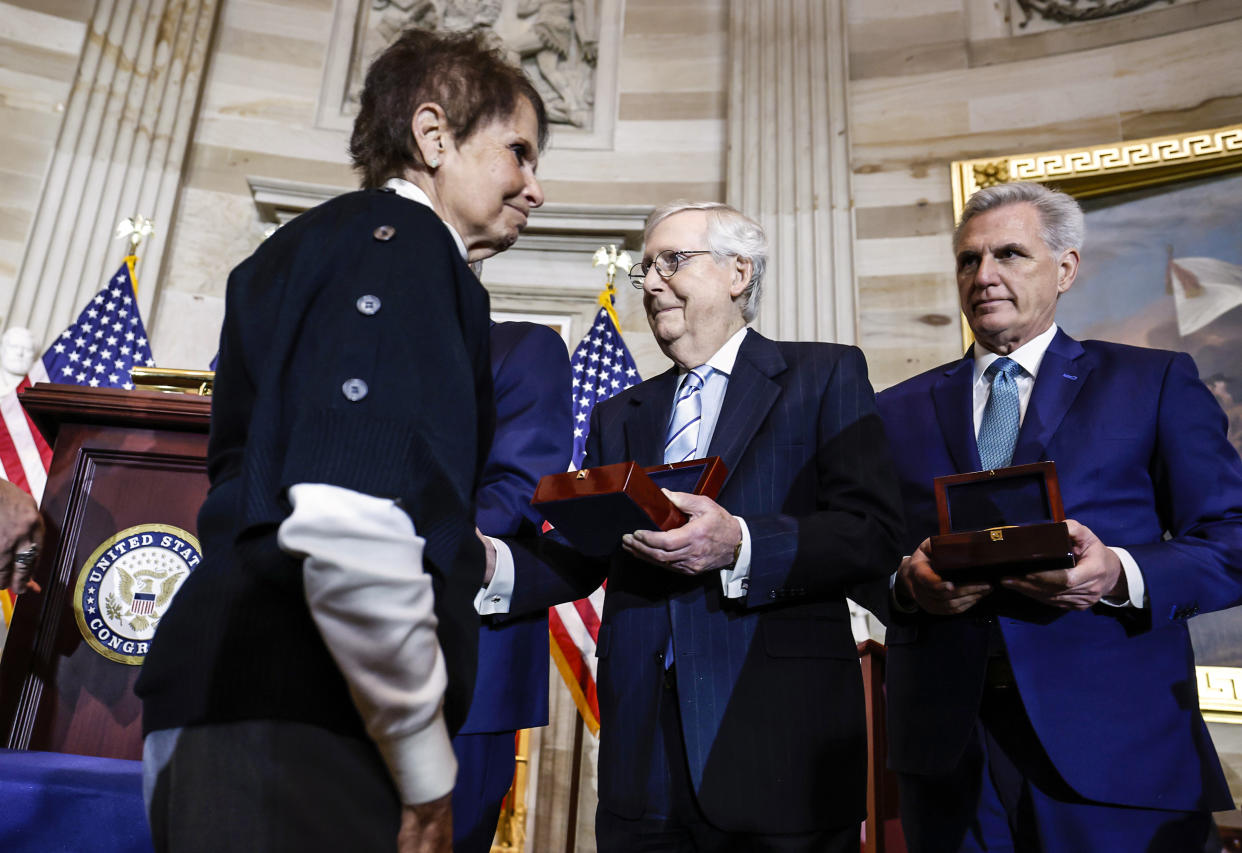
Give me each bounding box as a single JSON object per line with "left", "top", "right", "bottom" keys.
{"left": 0, "top": 327, "right": 37, "bottom": 396}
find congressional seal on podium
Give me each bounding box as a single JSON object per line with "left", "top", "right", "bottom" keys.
{"left": 72, "top": 523, "right": 201, "bottom": 665}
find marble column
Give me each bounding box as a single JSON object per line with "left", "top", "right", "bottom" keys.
{"left": 7, "top": 0, "right": 220, "bottom": 346}
{"left": 727, "top": 0, "right": 856, "bottom": 345}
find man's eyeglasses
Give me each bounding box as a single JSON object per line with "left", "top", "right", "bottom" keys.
{"left": 628, "top": 250, "right": 713, "bottom": 289}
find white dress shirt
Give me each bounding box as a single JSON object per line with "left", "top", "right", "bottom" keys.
{"left": 972, "top": 324, "right": 1146, "bottom": 609}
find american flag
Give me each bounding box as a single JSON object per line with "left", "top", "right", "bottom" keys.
{"left": 31, "top": 258, "right": 155, "bottom": 390}
{"left": 548, "top": 305, "right": 640, "bottom": 734}
{"left": 570, "top": 307, "right": 641, "bottom": 467}
{"left": 0, "top": 257, "right": 154, "bottom": 630}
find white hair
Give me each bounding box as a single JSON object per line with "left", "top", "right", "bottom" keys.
{"left": 644, "top": 200, "right": 768, "bottom": 323}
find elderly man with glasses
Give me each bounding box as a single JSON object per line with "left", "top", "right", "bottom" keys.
{"left": 481, "top": 200, "right": 904, "bottom": 851}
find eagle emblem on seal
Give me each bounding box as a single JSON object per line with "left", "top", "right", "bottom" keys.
{"left": 73, "top": 523, "right": 201, "bottom": 665}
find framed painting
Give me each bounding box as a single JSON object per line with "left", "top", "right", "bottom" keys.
{"left": 950, "top": 125, "right": 1242, "bottom": 736}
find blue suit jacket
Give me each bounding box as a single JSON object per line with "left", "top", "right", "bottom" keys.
{"left": 510, "top": 330, "right": 904, "bottom": 833}
{"left": 876, "top": 329, "right": 1242, "bottom": 812}
{"left": 457, "top": 321, "right": 572, "bottom": 735}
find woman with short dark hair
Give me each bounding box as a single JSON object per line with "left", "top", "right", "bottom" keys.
{"left": 137, "top": 28, "right": 546, "bottom": 853}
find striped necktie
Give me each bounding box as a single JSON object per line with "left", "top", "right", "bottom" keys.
{"left": 978, "top": 357, "right": 1024, "bottom": 470}
{"left": 661, "top": 368, "right": 706, "bottom": 672}
{"left": 664, "top": 369, "right": 706, "bottom": 464}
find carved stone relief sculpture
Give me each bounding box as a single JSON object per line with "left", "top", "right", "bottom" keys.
{"left": 362, "top": 0, "right": 600, "bottom": 129}
{"left": 1014, "top": 0, "right": 1180, "bottom": 28}
{"left": 319, "top": 0, "right": 620, "bottom": 146}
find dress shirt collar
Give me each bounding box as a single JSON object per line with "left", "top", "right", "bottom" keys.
{"left": 681, "top": 326, "right": 750, "bottom": 379}
{"left": 383, "top": 177, "right": 467, "bottom": 260}
{"left": 972, "top": 323, "right": 1059, "bottom": 386}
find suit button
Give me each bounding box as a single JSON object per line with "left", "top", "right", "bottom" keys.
{"left": 342, "top": 378, "right": 369, "bottom": 401}
{"left": 655, "top": 652, "right": 665, "bottom": 664}
{"left": 356, "top": 295, "right": 382, "bottom": 315}
{"left": 373, "top": 225, "right": 396, "bottom": 241}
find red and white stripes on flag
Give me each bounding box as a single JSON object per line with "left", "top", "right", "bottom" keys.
{"left": 0, "top": 378, "right": 51, "bottom": 626}
{"left": 548, "top": 584, "right": 605, "bottom": 735}
{"left": 0, "top": 377, "right": 51, "bottom": 503}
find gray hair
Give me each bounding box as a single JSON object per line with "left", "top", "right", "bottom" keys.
{"left": 954, "top": 182, "right": 1085, "bottom": 256}
{"left": 644, "top": 200, "right": 768, "bottom": 323}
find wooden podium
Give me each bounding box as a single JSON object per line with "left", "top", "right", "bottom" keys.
{"left": 0, "top": 385, "right": 211, "bottom": 760}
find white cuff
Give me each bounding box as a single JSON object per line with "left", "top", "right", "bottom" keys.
{"left": 474, "top": 535, "right": 514, "bottom": 614}
{"left": 372, "top": 711, "right": 457, "bottom": 805}
{"left": 1101, "top": 546, "right": 1146, "bottom": 609}
{"left": 279, "top": 483, "right": 451, "bottom": 804}
{"left": 719, "top": 516, "right": 751, "bottom": 599}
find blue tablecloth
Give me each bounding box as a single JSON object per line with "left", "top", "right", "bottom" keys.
{"left": 0, "top": 748, "right": 154, "bottom": 853}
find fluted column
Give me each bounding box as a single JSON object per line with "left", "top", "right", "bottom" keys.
{"left": 8, "top": 0, "right": 220, "bottom": 345}
{"left": 727, "top": 0, "right": 856, "bottom": 345}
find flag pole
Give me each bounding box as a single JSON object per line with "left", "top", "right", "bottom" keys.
{"left": 591, "top": 244, "right": 631, "bottom": 331}
{"left": 115, "top": 216, "right": 155, "bottom": 293}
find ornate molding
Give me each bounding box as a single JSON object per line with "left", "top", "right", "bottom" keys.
{"left": 1015, "top": 0, "right": 1175, "bottom": 27}
{"left": 1010, "top": 128, "right": 1242, "bottom": 183}
{"left": 1198, "top": 666, "right": 1242, "bottom": 724}
{"left": 246, "top": 176, "right": 650, "bottom": 252}
{"left": 951, "top": 123, "right": 1242, "bottom": 221}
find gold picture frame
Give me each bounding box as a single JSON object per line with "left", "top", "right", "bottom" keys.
{"left": 1199, "top": 667, "right": 1242, "bottom": 725}
{"left": 952, "top": 126, "right": 1242, "bottom": 724}
{"left": 949, "top": 123, "right": 1242, "bottom": 351}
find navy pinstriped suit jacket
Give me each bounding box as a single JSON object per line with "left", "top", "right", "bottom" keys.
{"left": 509, "top": 329, "right": 904, "bottom": 834}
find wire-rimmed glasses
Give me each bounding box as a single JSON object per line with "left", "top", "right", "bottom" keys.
{"left": 627, "top": 250, "right": 713, "bottom": 289}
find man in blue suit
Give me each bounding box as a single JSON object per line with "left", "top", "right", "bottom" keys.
{"left": 482, "top": 201, "right": 905, "bottom": 851}
{"left": 452, "top": 321, "right": 572, "bottom": 853}
{"left": 877, "top": 181, "right": 1242, "bottom": 852}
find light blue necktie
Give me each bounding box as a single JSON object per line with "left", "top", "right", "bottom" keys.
{"left": 664, "top": 369, "right": 706, "bottom": 464}
{"left": 662, "top": 368, "right": 706, "bottom": 670}
{"left": 978, "top": 357, "right": 1024, "bottom": 471}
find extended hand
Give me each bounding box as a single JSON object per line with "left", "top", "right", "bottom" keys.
{"left": 1001, "top": 518, "right": 1124, "bottom": 609}
{"left": 398, "top": 793, "right": 452, "bottom": 853}
{"left": 897, "top": 537, "right": 993, "bottom": 615}
{"left": 621, "top": 490, "right": 742, "bottom": 576}
{"left": 0, "top": 479, "right": 43, "bottom": 594}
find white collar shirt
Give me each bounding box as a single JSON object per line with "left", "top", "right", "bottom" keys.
{"left": 970, "top": 323, "right": 1059, "bottom": 437}
{"left": 670, "top": 325, "right": 750, "bottom": 454}
{"left": 383, "top": 177, "right": 467, "bottom": 260}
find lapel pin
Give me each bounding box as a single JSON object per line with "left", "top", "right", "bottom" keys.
{"left": 1062, "top": 373, "right": 1078, "bottom": 380}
